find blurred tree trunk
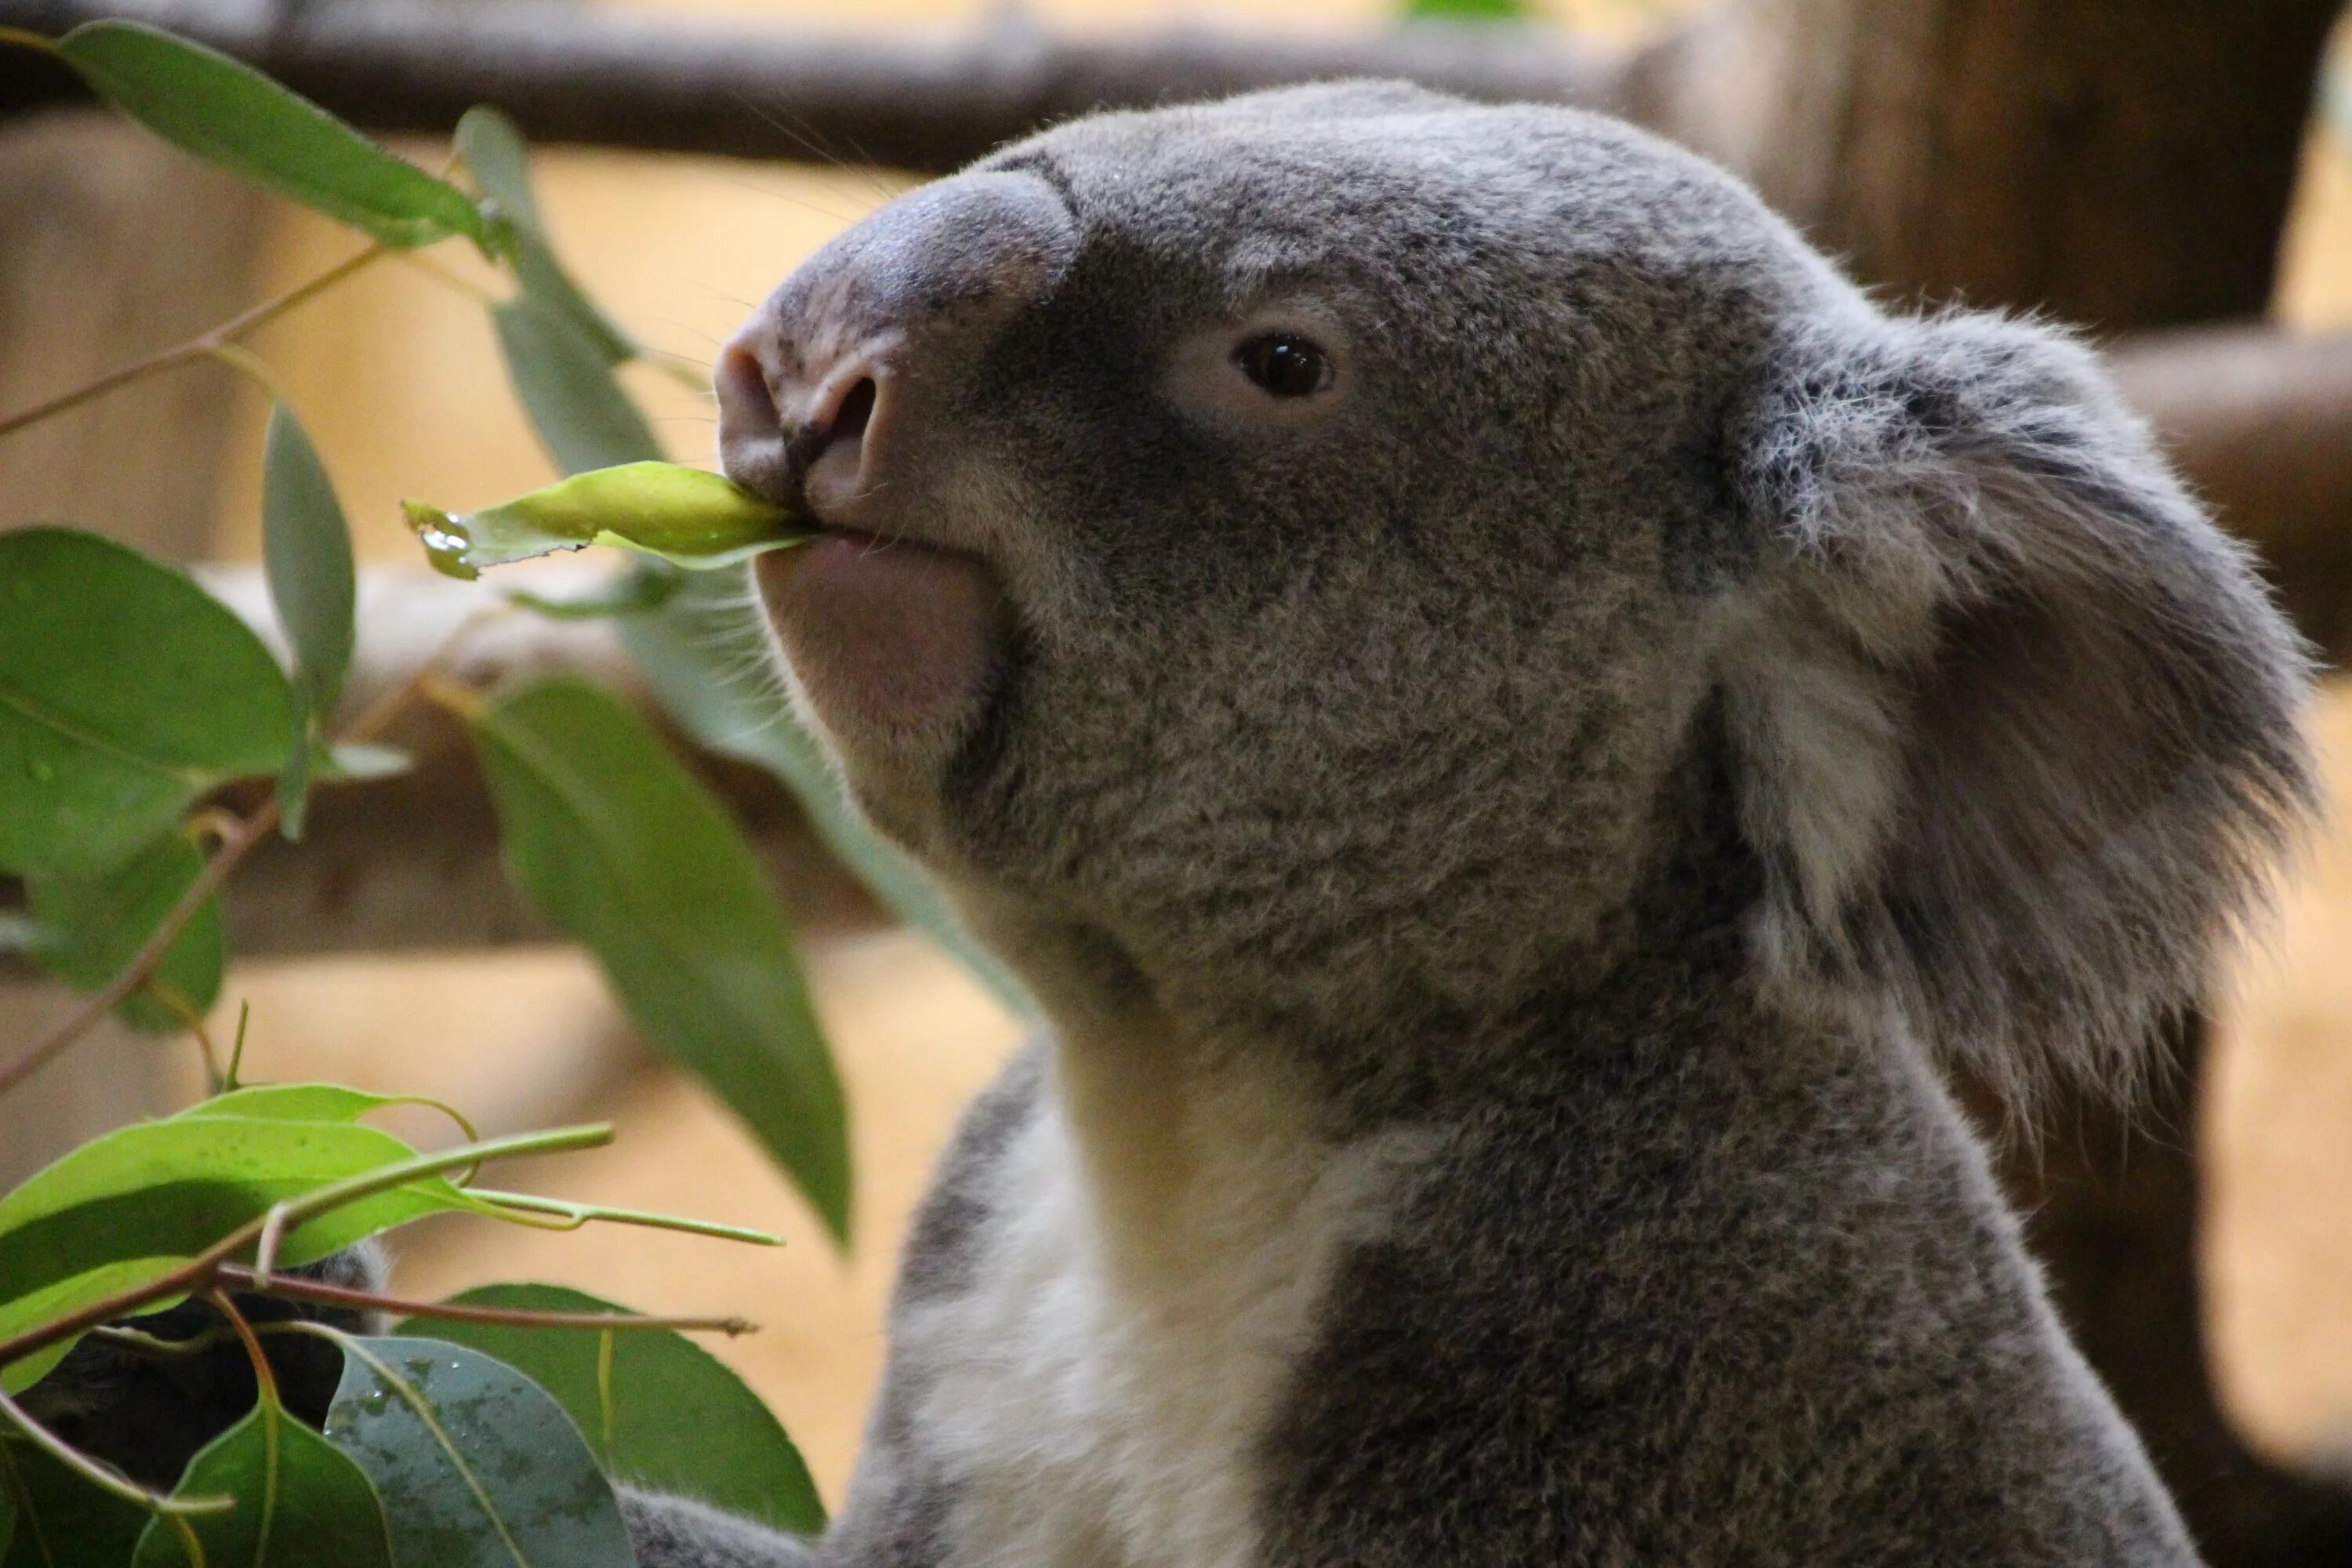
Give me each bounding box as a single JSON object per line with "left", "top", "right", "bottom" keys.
{"left": 1639, "top": 2, "right": 2352, "bottom": 1562}
{"left": 0, "top": 113, "right": 266, "bottom": 1183}
{"left": 1628, "top": 0, "right": 2343, "bottom": 327}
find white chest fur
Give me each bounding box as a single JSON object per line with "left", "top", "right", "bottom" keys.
{"left": 890, "top": 1036, "right": 1429, "bottom": 1568}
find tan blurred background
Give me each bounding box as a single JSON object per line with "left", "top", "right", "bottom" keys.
{"left": 26, "top": 0, "right": 2352, "bottom": 1509}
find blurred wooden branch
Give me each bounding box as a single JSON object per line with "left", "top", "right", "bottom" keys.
{"left": 0, "top": 0, "right": 1625, "bottom": 171}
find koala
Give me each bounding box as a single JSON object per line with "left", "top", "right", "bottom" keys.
{"left": 17, "top": 1247, "right": 385, "bottom": 1490}
{"left": 603, "top": 81, "right": 2322, "bottom": 1568}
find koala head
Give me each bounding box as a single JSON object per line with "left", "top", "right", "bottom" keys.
{"left": 720, "top": 84, "right": 2314, "bottom": 1098}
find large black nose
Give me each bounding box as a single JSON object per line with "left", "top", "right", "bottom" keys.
{"left": 716, "top": 169, "right": 1077, "bottom": 529}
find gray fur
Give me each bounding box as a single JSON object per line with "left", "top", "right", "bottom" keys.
{"left": 636, "top": 84, "right": 2317, "bottom": 1566}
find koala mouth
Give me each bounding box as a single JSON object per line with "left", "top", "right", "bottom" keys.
{"left": 753, "top": 524, "right": 1011, "bottom": 745}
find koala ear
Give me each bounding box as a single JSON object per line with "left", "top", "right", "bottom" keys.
{"left": 1721, "top": 307, "right": 2318, "bottom": 1107}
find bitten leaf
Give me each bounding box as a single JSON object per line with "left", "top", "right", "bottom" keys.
{"left": 405, "top": 463, "right": 804, "bottom": 581}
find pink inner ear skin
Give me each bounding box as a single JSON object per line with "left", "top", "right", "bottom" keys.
{"left": 756, "top": 532, "right": 1010, "bottom": 742}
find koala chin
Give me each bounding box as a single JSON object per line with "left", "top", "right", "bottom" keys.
{"left": 637, "top": 82, "right": 2315, "bottom": 1568}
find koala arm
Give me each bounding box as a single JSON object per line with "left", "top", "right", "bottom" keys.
{"left": 621, "top": 1490, "right": 820, "bottom": 1568}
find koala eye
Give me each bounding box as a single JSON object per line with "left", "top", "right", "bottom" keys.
{"left": 1234, "top": 334, "right": 1334, "bottom": 399}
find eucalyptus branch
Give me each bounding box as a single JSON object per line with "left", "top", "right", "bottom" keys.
{"left": 0, "top": 802, "right": 281, "bottom": 1099}
{"left": 0, "top": 608, "right": 499, "bottom": 1098}
{"left": 0, "top": 241, "right": 383, "bottom": 441}
{"left": 0, "top": 1123, "right": 614, "bottom": 1374}
{"left": 214, "top": 1263, "right": 756, "bottom": 1337}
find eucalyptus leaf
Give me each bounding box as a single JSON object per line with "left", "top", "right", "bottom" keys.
{"left": 182, "top": 1083, "right": 465, "bottom": 1135}
{"left": 0, "top": 1116, "right": 494, "bottom": 1392}
{"left": 261, "top": 401, "right": 356, "bottom": 839}
{"left": 622, "top": 581, "right": 1030, "bottom": 1013}
{"left": 53, "top": 21, "right": 485, "bottom": 249}
{"left": 401, "top": 1283, "right": 824, "bottom": 1534}
{"left": 469, "top": 677, "right": 851, "bottom": 1240}
{"left": 23, "top": 827, "right": 223, "bottom": 1033}
{"left": 456, "top": 107, "right": 637, "bottom": 363}
{"left": 0, "top": 528, "right": 296, "bottom": 877}
{"left": 492, "top": 298, "right": 662, "bottom": 476}
{"left": 0, "top": 1438, "right": 147, "bottom": 1568}
{"left": 405, "top": 463, "right": 802, "bottom": 582}
{"left": 132, "top": 1401, "right": 395, "bottom": 1568}
{"left": 323, "top": 1336, "right": 637, "bottom": 1568}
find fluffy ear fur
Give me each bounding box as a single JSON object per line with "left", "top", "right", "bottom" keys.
{"left": 1721, "top": 306, "right": 2318, "bottom": 1107}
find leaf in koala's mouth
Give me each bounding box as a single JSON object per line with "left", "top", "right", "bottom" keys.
{"left": 403, "top": 461, "right": 812, "bottom": 580}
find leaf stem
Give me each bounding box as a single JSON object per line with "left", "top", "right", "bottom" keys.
{"left": 206, "top": 1289, "right": 281, "bottom": 1409}
{"left": 213, "top": 1265, "right": 757, "bottom": 1336}
{"left": 0, "top": 243, "right": 385, "bottom": 443}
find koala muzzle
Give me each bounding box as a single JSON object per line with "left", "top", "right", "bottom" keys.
{"left": 723, "top": 170, "right": 1072, "bottom": 755}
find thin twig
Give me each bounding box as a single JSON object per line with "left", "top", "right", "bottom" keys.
{"left": 213, "top": 1263, "right": 757, "bottom": 1336}
{"left": 0, "top": 1123, "right": 612, "bottom": 1373}
{"left": 0, "top": 242, "right": 384, "bottom": 441}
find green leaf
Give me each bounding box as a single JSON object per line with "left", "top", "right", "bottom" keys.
{"left": 261, "top": 403, "right": 356, "bottom": 840}
{"left": 0, "top": 528, "right": 297, "bottom": 877}
{"left": 506, "top": 564, "right": 685, "bottom": 621}
{"left": 404, "top": 463, "right": 803, "bottom": 582}
{"left": 323, "top": 1336, "right": 636, "bottom": 1568}
{"left": 456, "top": 107, "right": 637, "bottom": 363}
{"left": 0, "top": 1116, "right": 492, "bottom": 1392}
{"left": 492, "top": 299, "right": 663, "bottom": 477}
{"left": 23, "top": 827, "right": 223, "bottom": 1033}
{"left": 132, "top": 1402, "right": 394, "bottom": 1568}
{"left": 0, "top": 1438, "right": 147, "bottom": 1568}
{"left": 400, "top": 1284, "right": 823, "bottom": 1534}
{"left": 469, "top": 677, "right": 851, "bottom": 1240}
{"left": 622, "top": 582, "right": 1032, "bottom": 1014}
{"left": 53, "top": 22, "right": 485, "bottom": 249}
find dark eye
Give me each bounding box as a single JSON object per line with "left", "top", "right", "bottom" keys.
{"left": 1235, "top": 334, "right": 1334, "bottom": 399}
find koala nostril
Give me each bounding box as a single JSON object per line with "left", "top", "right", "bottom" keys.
{"left": 834, "top": 378, "right": 877, "bottom": 444}
{"left": 786, "top": 372, "right": 882, "bottom": 503}
{"left": 716, "top": 343, "right": 779, "bottom": 434}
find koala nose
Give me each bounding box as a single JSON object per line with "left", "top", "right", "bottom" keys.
{"left": 716, "top": 169, "right": 1078, "bottom": 534}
